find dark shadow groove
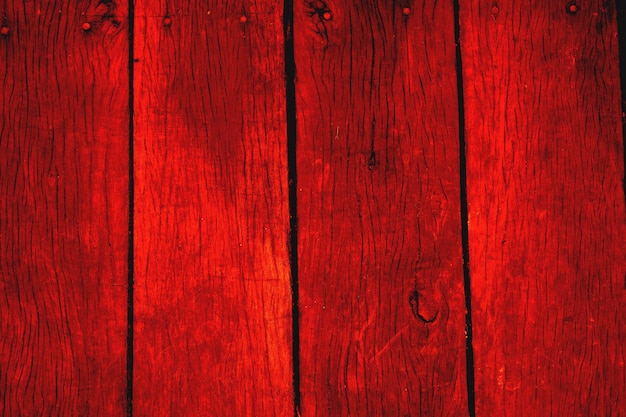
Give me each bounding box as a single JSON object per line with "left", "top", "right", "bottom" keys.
{"left": 127, "top": 0, "right": 135, "bottom": 415}
{"left": 617, "top": 0, "right": 626, "bottom": 209}
{"left": 283, "top": 0, "right": 301, "bottom": 416}
{"left": 452, "top": 1, "right": 476, "bottom": 416}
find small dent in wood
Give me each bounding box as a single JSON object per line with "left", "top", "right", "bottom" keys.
{"left": 367, "top": 151, "right": 377, "bottom": 170}
{"left": 491, "top": 4, "right": 500, "bottom": 16}
{"left": 567, "top": 2, "right": 579, "bottom": 14}
{"left": 408, "top": 290, "right": 438, "bottom": 324}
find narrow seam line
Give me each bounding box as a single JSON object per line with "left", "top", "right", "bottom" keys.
{"left": 126, "top": 0, "right": 135, "bottom": 415}
{"left": 283, "top": 0, "right": 301, "bottom": 415}
{"left": 452, "top": 1, "right": 477, "bottom": 416}
{"left": 616, "top": 0, "right": 626, "bottom": 211}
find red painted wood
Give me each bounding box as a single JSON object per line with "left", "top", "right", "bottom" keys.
{"left": 294, "top": 1, "right": 469, "bottom": 416}
{"left": 0, "top": 1, "right": 129, "bottom": 415}
{"left": 459, "top": 1, "right": 626, "bottom": 416}
{"left": 133, "top": 1, "right": 293, "bottom": 415}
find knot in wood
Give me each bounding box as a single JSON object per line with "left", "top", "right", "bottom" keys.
{"left": 408, "top": 290, "right": 438, "bottom": 324}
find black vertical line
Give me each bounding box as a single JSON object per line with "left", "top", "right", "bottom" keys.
{"left": 283, "top": 0, "right": 301, "bottom": 416}
{"left": 617, "top": 0, "right": 626, "bottom": 209}
{"left": 452, "top": 1, "right": 476, "bottom": 416}
{"left": 127, "top": 0, "right": 135, "bottom": 416}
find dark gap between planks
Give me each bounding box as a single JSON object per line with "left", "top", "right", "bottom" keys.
{"left": 283, "top": 0, "right": 301, "bottom": 415}
{"left": 452, "top": 0, "right": 477, "bottom": 416}
{"left": 127, "top": 0, "right": 135, "bottom": 415}
{"left": 617, "top": 0, "right": 626, "bottom": 218}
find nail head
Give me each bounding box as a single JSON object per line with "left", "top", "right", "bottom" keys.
{"left": 163, "top": 16, "right": 172, "bottom": 26}
{"left": 0, "top": 26, "right": 9, "bottom": 36}
{"left": 402, "top": 7, "right": 411, "bottom": 16}
{"left": 567, "top": 2, "right": 578, "bottom": 14}
{"left": 240, "top": 15, "right": 247, "bottom": 23}
{"left": 491, "top": 5, "right": 499, "bottom": 15}
{"left": 322, "top": 11, "right": 332, "bottom": 20}
{"left": 82, "top": 22, "right": 91, "bottom": 31}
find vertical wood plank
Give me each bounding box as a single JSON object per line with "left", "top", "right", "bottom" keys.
{"left": 459, "top": 1, "right": 626, "bottom": 415}
{"left": 0, "top": 1, "right": 129, "bottom": 415}
{"left": 133, "top": 1, "right": 293, "bottom": 415}
{"left": 294, "top": 1, "right": 469, "bottom": 416}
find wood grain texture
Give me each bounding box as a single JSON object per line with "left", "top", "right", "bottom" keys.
{"left": 459, "top": 1, "right": 626, "bottom": 416}
{"left": 133, "top": 1, "right": 293, "bottom": 415}
{"left": 0, "top": 0, "right": 129, "bottom": 415}
{"left": 294, "top": 1, "right": 468, "bottom": 416}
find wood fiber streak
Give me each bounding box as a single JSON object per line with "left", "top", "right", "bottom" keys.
{"left": 294, "top": 1, "right": 468, "bottom": 416}
{"left": 0, "top": 0, "right": 129, "bottom": 415}
{"left": 133, "top": 1, "right": 293, "bottom": 415}
{"left": 459, "top": 1, "right": 626, "bottom": 416}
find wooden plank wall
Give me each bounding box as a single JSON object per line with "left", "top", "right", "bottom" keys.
{"left": 0, "top": 0, "right": 624, "bottom": 416}
{"left": 133, "top": 0, "right": 293, "bottom": 415}
{"left": 459, "top": 1, "right": 626, "bottom": 416}
{"left": 0, "top": 1, "right": 130, "bottom": 415}
{"left": 293, "top": 1, "right": 468, "bottom": 416}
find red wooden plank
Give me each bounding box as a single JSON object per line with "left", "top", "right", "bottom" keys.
{"left": 294, "top": 1, "right": 469, "bottom": 416}
{"left": 133, "top": 1, "right": 293, "bottom": 415}
{"left": 0, "top": 1, "right": 129, "bottom": 415}
{"left": 459, "top": 1, "right": 626, "bottom": 416}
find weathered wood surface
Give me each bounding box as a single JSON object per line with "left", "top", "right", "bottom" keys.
{"left": 2, "top": 0, "right": 626, "bottom": 415}
{"left": 294, "top": 1, "right": 469, "bottom": 416}
{"left": 459, "top": 1, "right": 626, "bottom": 416}
{"left": 133, "top": 0, "right": 293, "bottom": 415}
{"left": 0, "top": 1, "right": 129, "bottom": 415}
